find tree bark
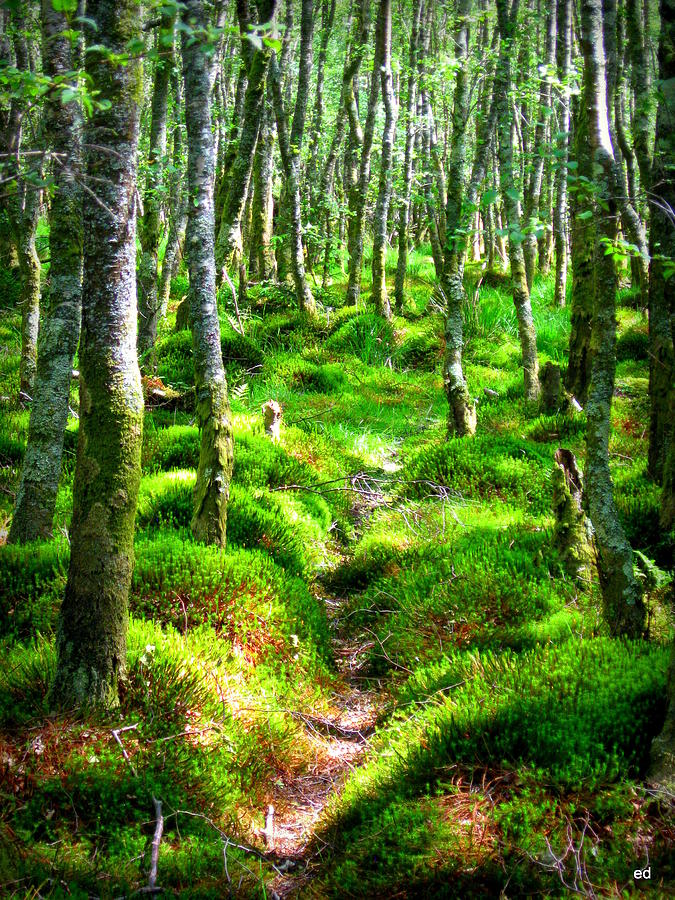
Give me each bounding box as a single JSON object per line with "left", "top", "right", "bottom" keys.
{"left": 249, "top": 91, "right": 276, "bottom": 281}
{"left": 371, "top": 0, "right": 397, "bottom": 319}
{"left": 441, "top": 0, "right": 476, "bottom": 437}
{"left": 9, "top": 0, "right": 83, "bottom": 545}
{"left": 553, "top": 0, "right": 572, "bottom": 306}
{"left": 523, "top": 0, "right": 557, "bottom": 291}
{"left": 215, "top": 0, "right": 277, "bottom": 279}
{"left": 269, "top": 0, "right": 316, "bottom": 314}
{"left": 580, "top": 0, "right": 645, "bottom": 638}
{"left": 647, "top": 0, "right": 674, "bottom": 484}
{"left": 346, "top": 0, "right": 384, "bottom": 308}
{"left": 182, "top": 0, "right": 235, "bottom": 546}
{"left": 137, "top": 11, "right": 174, "bottom": 353}
{"left": 496, "top": 0, "right": 540, "bottom": 403}
{"left": 51, "top": 0, "right": 144, "bottom": 710}
{"left": 393, "top": 0, "right": 422, "bottom": 313}
{"left": 158, "top": 61, "right": 188, "bottom": 317}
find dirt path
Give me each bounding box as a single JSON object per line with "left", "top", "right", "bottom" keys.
{"left": 265, "top": 588, "right": 381, "bottom": 898}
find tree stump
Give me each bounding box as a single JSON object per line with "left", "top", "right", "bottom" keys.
{"left": 540, "top": 361, "right": 562, "bottom": 414}
{"left": 552, "top": 448, "right": 595, "bottom": 585}
{"left": 263, "top": 400, "right": 282, "bottom": 442}
{"left": 174, "top": 295, "right": 191, "bottom": 332}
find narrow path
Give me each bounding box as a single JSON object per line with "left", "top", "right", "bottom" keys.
{"left": 264, "top": 464, "right": 398, "bottom": 897}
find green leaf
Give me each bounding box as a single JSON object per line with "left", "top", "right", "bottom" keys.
{"left": 481, "top": 188, "right": 499, "bottom": 208}
{"left": 52, "top": 0, "right": 78, "bottom": 11}
{"left": 577, "top": 210, "right": 593, "bottom": 220}
{"left": 506, "top": 187, "right": 520, "bottom": 203}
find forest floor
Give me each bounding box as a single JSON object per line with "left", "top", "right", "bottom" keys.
{"left": 0, "top": 248, "right": 674, "bottom": 897}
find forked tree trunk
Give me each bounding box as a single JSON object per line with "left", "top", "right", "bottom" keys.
{"left": 183, "top": 0, "right": 234, "bottom": 546}
{"left": 371, "top": 0, "right": 397, "bottom": 319}
{"left": 10, "top": 0, "right": 83, "bottom": 545}
{"left": 580, "top": 0, "right": 645, "bottom": 638}
{"left": 51, "top": 0, "right": 144, "bottom": 710}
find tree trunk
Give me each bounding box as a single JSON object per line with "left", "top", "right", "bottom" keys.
{"left": 51, "top": 0, "right": 144, "bottom": 710}
{"left": 346, "top": 1, "right": 384, "bottom": 308}
{"left": 496, "top": 0, "right": 540, "bottom": 403}
{"left": 9, "top": 0, "right": 83, "bottom": 545}
{"left": 137, "top": 12, "right": 174, "bottom": 353}
{"left": 393, "top": 0, "right": 422, "bottom": 313}
{"left": 647, "top": 0, "right": 674, "bottom": 484}
{"left": 371, "top": 0, "right": 397, "bottom": 319}
{"left": 249, "top": 92, "right": 276, "bottom": 281}
{"left": 269, "top": 0, "right": 316, "bottom": 315}
{"left": 441, "top": 0, "right": 476, "bottom": 437}
{"left": 158, "top": 62, "right": 188, "bottom": 317}
{"left": 215, "top": 0, "right": 277, "bottom": 279}
{"left": 580, "top": 0, "right": 645, "bottom": 638}
{"left": 183, "top": 0, "right": 234, "bottom": 546}
{"left": 553, "top": 0, "right": 572, "bottom": 306}
{"left": 523, "top": 0, "right": 557, "bottom": 291}
{"left": 306, "top": 0, "right": 337, "bottom": 220}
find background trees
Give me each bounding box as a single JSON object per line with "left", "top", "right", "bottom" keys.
{"left": 0, "top": 0, "right": 672, "bottom": 891}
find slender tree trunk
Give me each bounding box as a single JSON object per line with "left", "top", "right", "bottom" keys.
{"left": 346, "top": 0, "right": 384, "bottom": 307}
{"left": 249, "top": 92, "right": 276, "bottom": 281}
{"left": 306, "top": 0, "right": 337, "bottom": 217}
{"left": 269, "top": 0, "right": 316, "bottom": 314}
{"left": 183, "top": 0, "right": 234, "bottom": 546}
{"left": 625, "top": 0, "right": 654, "bottom": 203}
{"left": 647, "top": 0, "right": 674, "bottom": 484}
{"left": 137, "top": 12, "right": 174, "bottom": 353}
{"left": 553, "top": 0, "right": 572, "bottom": 306}
{"left": 158, "top": 62, "right": 187, "bottom": 317}
{"left": 10, "top": 2, "right": 83, "bottom": 544}
{"left": 566, "top": 93, "right": 596, "bottom": 404}
{"left": 580, "top": 0, "right": 644, "bottom": 638}
{"left": 215, "top": 1, "right": 277, "bottom": 279}
{"left": 441, "top": 0, "right": 476, "bottom": 437}
{"left": 51, "top": 0, "right": 144, "bottom": 710}
{"left": 523, "top": 0, "right": 557, "bottom": 290}
{"left": 371, "top": 0, "right": 397, "bottom": 319}
{"left": 496, "top": 0, "right": 540, "bottom": 403}
{"left": 394, "top": 0, "right": 422, "bottom": 313}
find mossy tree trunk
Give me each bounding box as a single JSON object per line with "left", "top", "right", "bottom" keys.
{"left": 371, "top": 0, "right": 397, "bottom": 319}
{"left": 182, "top": 0, "right": 234, "bottom": 547}
{"left": 306, "top": 0, "right": 337, "bottom": 225}
{"left": 393, "top": 0, "right": 422, "bottom": 313}
{"left": 553, "top": 0, "right": 572, "bottom": 307}
{"left": 137, "top": 11, "right": 174, "bottom": 354}
{"left": 9, "top": 0, "right": 83, "bottom": 545}
{"left": 269, "top": 0, "right": 316, "bottom": 315}
{"left": 646, "top": 0, "right": 674, "bottom": 484}
{"left": 3, "top": 12, "right": 41, "bottom": 398}
{"left": 51, "top": 0, "right": 144, "bottom": 711}
{"left": 566, "top": 94, "right": 595, "bottom": 405}
{"left": 249, "top": 92, "right": 276, "bottom": 281}
{"left": 496, "top": 0, "right": 540, "bottom": 404}
{"left": 580, "top": 0, "right": 645, "bottom": 638}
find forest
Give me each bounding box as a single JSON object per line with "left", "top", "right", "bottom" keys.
{"left": 0, "top": 0, "right": 673, "bottom": 895}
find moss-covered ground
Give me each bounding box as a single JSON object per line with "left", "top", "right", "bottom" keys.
{"left": 0, "top": 247, "right": 672, "bottom": 897}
